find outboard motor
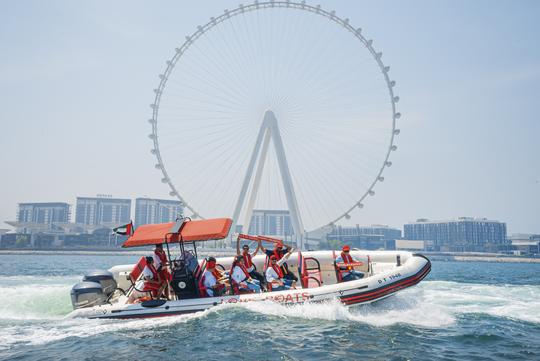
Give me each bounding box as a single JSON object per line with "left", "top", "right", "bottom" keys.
{"left": 83, "top": 270, "right": 117, "bottom": 297}
{"left": 71, "top": 281, "right": 107, "bottom": 309}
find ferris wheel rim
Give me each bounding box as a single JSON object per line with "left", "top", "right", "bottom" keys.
{"left": 148, "top": 0, "right": 401, "bottom": 231}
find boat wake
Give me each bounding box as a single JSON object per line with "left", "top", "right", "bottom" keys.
{"left": 1, "top": 277, "right": 539, "bottom": 351}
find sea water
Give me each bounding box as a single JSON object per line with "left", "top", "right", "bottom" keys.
{"left": 0, "top": 254, "right": 539, "bottom": 360}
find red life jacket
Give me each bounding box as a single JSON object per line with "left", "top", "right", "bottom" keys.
{"left": 271, "top": 263, "right": 284, "bottom": 279}
{"left": 273, "top": 248, "right": 284, "bottom": 260}
{"left": 234, "top": 263, "right": 251, "bottom": 281}
{"left": 243, "top": 252, "right": 253, "bottom": 268}
{"left": 273, "top": 248, "right": 289, "bottom": 274}
{"left": 154, "top": 249, "right": 167, "bottom": 266}
{"left": 341, "top": 252, "right": 354, "bottom": 271}
{"left": 211, "top": 268, "right": 223, "bottom": 282}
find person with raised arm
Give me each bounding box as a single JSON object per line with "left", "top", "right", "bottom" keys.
{"left": 265, "top": 250, "right": 296, "bottom": 291}
{"left": 259, "top": 240, "right": 298, "bottom": 283}
{"left": 238, "top": 243, "right": 266, "bottom": 289}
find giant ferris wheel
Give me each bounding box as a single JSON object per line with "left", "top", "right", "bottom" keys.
{"left": 148, "top": 1, "right": 401, "bottom": 246}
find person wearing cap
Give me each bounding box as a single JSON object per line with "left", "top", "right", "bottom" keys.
{"left": 335, "top": 245, "right": 364, "bottom": 282}
{"left": 231, "top": 255, "right": 261, "bottom": 293}
{"left": 239, "top": 243, "right": 266, "bottom": 289}
{"left": 260, "top": 240, "right": 298, "bottom": 283}
{"left": 265, "top": 254, "right": 296, "bottom": 291}
{"left": 203, "top": 257, "right": 227, "bottom": 297}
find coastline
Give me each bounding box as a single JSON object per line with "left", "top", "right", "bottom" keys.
{"left": 0, "top": 249, "right": 538, "bottom": 263}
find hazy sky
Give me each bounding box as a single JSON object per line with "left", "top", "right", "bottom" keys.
{"left": 1, "top": 0, "right": 539, "bottom": 234}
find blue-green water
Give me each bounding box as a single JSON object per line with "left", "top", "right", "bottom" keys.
{"left": 1, "top": 254, "right": 539, "bottom": 360}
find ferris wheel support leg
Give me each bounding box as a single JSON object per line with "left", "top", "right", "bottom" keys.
{"left": 242, "top": 126, "right": 272, "bottom": 234}
{"left": 267, "top": 111, "right": 305, "bottom": 248}
{"left": 230, "top": 114, "right": 268, "bottom": 244}
{"left": 232, "top": 111, "right": 305, "bottom": 249}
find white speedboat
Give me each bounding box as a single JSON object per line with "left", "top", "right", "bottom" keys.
{"left": 67, "top": 218, "right": 431, "bottom": 319}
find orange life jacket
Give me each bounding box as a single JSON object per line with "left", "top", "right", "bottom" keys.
{"left": 341, "top": 252, "right": 354, "bottom": 271}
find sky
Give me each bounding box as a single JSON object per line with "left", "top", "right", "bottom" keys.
{"left": 1, "top": 0, "right": 539, "bottom": 234}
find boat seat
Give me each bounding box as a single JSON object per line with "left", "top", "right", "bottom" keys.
{"left": 298, "top": 252, "right": 323, "bottom": 288}
{"left": 128, "top": 256, "right": 161, "bottom": 298}
{"left": 332, "top": 251, "right": 370, "bottom": 283}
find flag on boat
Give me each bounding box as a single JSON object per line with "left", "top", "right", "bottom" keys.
{"left": 112, "top": 221, "right": 133, "bottom": 236}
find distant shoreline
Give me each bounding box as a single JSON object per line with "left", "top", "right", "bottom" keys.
{"left": 0, "top": 248, "right": 538, "bottom": 263}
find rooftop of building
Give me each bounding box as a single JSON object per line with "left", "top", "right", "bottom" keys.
{"left": 135, "top": 197, "right": 183, "bottom": 203}
{"left": 18, "top": 202, "right": 70, "bottom": 207}
{"left": 76, "top": 196, "right": 131, "bottom": 202}
{"left": 407, "top": 217, "right": 505, "bottom": 225}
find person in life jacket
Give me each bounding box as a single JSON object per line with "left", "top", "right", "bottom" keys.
{"left": 231, "top": 255, "right": 261, "bottom": 293}
{"left": 203, "top": 257, "right": 227, "bottom": 297}
{"left": 153, "top": 244, "right": 172, "bottom": 294}
{"left": 128, "top": 256, "right": 162, "bottom": 303}
{"left": 239, "top": 243, "right": 266, "bottom": 289}
{"left": 260, "top": 241, "right": 298, "bottom": 283}
{"left": 335, "top": 245, "right": 365, "bottom": 282}
{"left": 265, "top": 254, "right": 296, "bottom": 291}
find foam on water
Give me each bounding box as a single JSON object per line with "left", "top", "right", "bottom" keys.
{"left": 1, "top": 278, "right": 539, "bottom": 351}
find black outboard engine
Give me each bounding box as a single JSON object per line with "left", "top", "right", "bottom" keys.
{"left": 171, "top": 264, "right": 198, "bottom": 299}
{"left": 83, "top": 270, "right": 117, "bottom": 297}
{"left": 71, "top": 281, "right": 107, "bottom": 309}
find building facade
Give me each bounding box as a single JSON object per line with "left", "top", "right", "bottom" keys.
{"left": 17, "top": 202, "right": 70, "bottom": 224}
{"left": 404, "top": 217, "right": 508, "bottom": 252}
{"left": 134, "top": 198, "right": 183, "bottom": 226}
{"left": 327, "top": 224, "right": 402, "bottom": 250}
{"left": 75, "top": 196, "right": 131, "bottom": 226}
{"left": 248, "top": 209, "right": 292, "bottom": 237}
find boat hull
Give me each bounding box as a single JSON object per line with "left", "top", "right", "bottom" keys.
{"left": 68, "top": 253, "right": 430, "bottom": 319}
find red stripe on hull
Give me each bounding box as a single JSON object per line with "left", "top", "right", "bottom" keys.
{"left": 341, "top": 262, "right": 431, "bottom": 305}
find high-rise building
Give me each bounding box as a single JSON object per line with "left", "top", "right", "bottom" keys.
{"left": 134, "top": 198, "right": 183, "bottom": 226}
{"left": 404, "top": 217, "right": 508, "bottom": 252}
{"left": 327, "top": 224, "right": 402, "bottom": 250}
{"left": 248, "top": 209, "right": 292, "bottom": 236}
{"left": 75, "top": 196, "right": 131, "bottom": 226}
{"left": 17, "top": 202, "right": 71, "bottom": 224}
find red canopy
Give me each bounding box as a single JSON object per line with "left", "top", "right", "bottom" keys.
{"left": 122, "top": 218, "right": 232, "bottom": 248}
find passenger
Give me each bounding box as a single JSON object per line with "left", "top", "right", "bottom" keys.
{"left": 153, "top": 244, "right": 172, "bottom": 281}
{"left": 231, "top": 255, "right": 261, "bottom": 293}
{"left": 336, "top": 245, "right": 365, "bottom": 282}
{"left": 240, "top": 243, "right": 266, "bottom": 289}
{"left": 203, "top": 257, "right": 227, "bottom": 297}
{"left": 260, "top": 241, "right": 299, "bottom": 283}
{"left": 128, "top": 256, "right": 161, "bottom": 303}
{"left": 265, "top": 254, "right": 296, "bottom": 291}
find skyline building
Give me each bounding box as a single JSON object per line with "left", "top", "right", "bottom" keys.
{"left": 248, "top": 209, "right": 292, "bottom": 237}
{"left": 75, "top": 196, "right": 131, "bottom": 226}
{"left": 404, "top": 217, "right": 508, "bottom": 252}
{"left": 327, "top": 224, "right": 402, "bottom": 250}
{"left": 134, "top": 198, "right": 183, "bottom": 226}
{"left": 17, "top": 202, "right": 70, "bottom": 224}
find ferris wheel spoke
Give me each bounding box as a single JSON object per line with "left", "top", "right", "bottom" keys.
{"left": 150, "top": 3, "right": 400, "bottom": 233}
